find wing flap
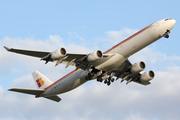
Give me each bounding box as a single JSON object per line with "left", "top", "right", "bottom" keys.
{"left": 8, "top": 88, "right": 44, "bottom": 95}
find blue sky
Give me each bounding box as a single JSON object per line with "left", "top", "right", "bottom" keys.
{"left": 0, "top": 0, "right": 180, "bottom": 120}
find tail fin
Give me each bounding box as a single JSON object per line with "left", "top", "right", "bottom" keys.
{"left": 32, "top": 70, "right": 53, "bottom": 89}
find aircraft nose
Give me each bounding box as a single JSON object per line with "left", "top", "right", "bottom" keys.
{"left": 168, "top": 19, "right": 176, "bottom": 30}
{"left": 171, "top": 19, "right": 176, "bottom": 26}
{"left": 171, "top": 19, "right": 176, "bottom": 27}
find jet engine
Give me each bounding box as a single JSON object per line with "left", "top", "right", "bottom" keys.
{"left": 51, "top": 48, "right": 67, "bottom": 60}
{"left": 87, "top": 50, "right": 103, "bottom": 62}
{"left": 140, "top": 70, "right": 155, "bottom": 82}
{"left": 131, "top": 61, "right": 146, "bottom": 73}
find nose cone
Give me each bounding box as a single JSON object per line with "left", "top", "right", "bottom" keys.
{"left": 170, "top": 19, "right": 176, "bottom": 29}
{"left": 172, "top": 19, "right": 176, "bottom": 26}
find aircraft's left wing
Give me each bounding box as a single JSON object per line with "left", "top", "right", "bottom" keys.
{"left": 4, "top": 46, "right": 89, "bottom": 69}
{"left": 112, "top": 59, "right": 151, "bottom": 85}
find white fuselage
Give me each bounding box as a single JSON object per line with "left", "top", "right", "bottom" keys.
{"left": 41, "top": 18, "right": 176, "bottom": 97}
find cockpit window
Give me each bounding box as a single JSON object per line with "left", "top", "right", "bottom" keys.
{"left": 165, "top": 18, "right": 171, "bottom": 21}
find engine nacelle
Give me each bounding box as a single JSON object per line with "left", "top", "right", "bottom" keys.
{"left": 140, "top": 70, "right": 155, "bottom": 82}
{"left": 131, "top": 61, "right": 146, "bottom": 73}
{"left": 51, "top": 48, "right": 67, "bottom": 60}
{"left": 87, "top": 50, "right": 103, "bottom": 62}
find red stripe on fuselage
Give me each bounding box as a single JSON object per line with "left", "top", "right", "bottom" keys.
{"left": 103, "top": 24, "right": 152, "bottom": 54}
{"left": 44, "top": 68, "right": 81, "bottom": 91}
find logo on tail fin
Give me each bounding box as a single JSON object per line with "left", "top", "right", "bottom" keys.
{"left": 36, "top": 78, "right": 44, "bottom": 88}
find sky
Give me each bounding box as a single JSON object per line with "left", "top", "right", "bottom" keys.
{"left": 0, "top": 0, "right": 180, "bottom": 120}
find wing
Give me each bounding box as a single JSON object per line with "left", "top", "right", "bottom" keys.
{"left": 4, "top": 46, "right": 50, "bottom": 58}
{"left": 112, "top": 59, "right": 151, "bottom": 85}
{"left": 4, "top": 46, "right": 109, "bottom": 70}
{"left": 4, "top": 46, "right": 88, "bottom": 68}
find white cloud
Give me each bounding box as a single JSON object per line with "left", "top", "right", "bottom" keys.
{"left": 124, "top": 114, "right": 146, "bottom": 120}
{"left": 1, "top": 67, "right": 180, "bottom": 120}
{"left": 0, "top": 86, "right": 3, "bottom": 96}
{"left": 0, "top": 28, "right": 180, "bottom": 120}
{"left": 128, "top": 46, "right": 180, "bottom": 72}
{"left": 0, "top": 35, "right": 91, "bottom": 81}
{"left": 91, "top": 28, "right": 139, "bottom": 52}
{"left": 105, "top": 28, "right": 138, "bottom": 44}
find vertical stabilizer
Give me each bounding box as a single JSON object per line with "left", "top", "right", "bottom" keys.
{"left": 32, "top": 70, "right": 53, "bottom": 89}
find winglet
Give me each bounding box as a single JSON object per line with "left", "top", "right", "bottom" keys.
{"left": 4, "top": 46, "right": 11, "bottom": 51}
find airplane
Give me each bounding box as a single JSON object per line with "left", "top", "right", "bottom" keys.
{"left": 4, "top": 18, "right": 176, "bottom": 102}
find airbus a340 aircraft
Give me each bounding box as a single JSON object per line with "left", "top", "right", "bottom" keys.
{"left": 4, "top": 18, "right": 176, "bottom": 102}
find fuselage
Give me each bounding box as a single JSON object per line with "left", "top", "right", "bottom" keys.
{"left": 41, "top": 18, "right": 176, "bottom": 97}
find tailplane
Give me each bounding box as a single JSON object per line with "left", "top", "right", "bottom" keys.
{"left": 32, "top": 70, "right": 53, "bottom": 89}
{"left": 9, "top": 88, "right": 61, "bottom": 102}
{"left": 8, "top": 70, "right": 61, "bottom": 102}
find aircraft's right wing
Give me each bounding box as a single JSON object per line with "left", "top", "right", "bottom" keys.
{"left": 112, "top": 59, "right": 152, "bottom": 85}
{"left": 4, "top": 46, "right": 50, "bottom": 58}
{"left": 4, "top": 46, "right": 110, "bottom": 70}
{"left": 3, "top": 46, "right": 89, "bottom": 69}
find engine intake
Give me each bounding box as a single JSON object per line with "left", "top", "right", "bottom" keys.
{"left": 51, "top": 48, "right": 67, "bottom": 60}
{"left": 131, "top": 61, "right": 146, "bottom": 73}
{"left": 140, "top": 70, "right": 155, "bottom": 82}
{"left": 87, "top": 50, "right": 103, "bottom": 62}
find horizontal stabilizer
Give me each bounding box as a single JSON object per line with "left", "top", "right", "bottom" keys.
{"left": 9, "top": 88, "right": 61, "bottom": 102}
{"left": 44, "top": 96, "right": 61, "bottom": 102}
{"left": 8, "top": 88, "right": 44, "bottom": 95}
